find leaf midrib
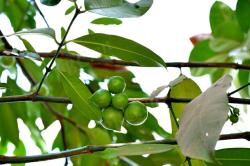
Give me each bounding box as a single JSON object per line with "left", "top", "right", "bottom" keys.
{"left": 74, "top": 39, "right": 160, "bottom": 66}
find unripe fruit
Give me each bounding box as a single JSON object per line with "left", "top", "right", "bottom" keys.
{"left": 229, "top": 114, "right": 239, "bottom": 124}
{"left": 91, "top": 89, "right": 111, "bottom": 108}
{"left": 32, "top": 84, "right": 49, "bottom": 96}
{"left": 108, "top": 76, "right": 126, "bottom": 94}
{"left": 112, "top": 93, "right": 128, "bottom": 110}
{"left": 0, "top": 56, "right": 15, "bottom": 69}
{"left": 101, "top": 107, "right": 124, "bottom": 131}
{"left": 124, "top": 101, "right": 148, "bottom": 126}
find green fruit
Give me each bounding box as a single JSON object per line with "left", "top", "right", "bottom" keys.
{"left": 91, "top": 89, "right": 111, "bottom": 108}
{"left": 233, "top": 108, "right": 240, "bottom": 116}
{"left": 229, "top": 114, "right": 239, "bottom": 124}
{"left": 0, "top": 56, "right": 15, "bottom": 68}
{"left": 32, "top": 84, "right": 49, "bottom": 96}
{"left": 108, "top": 76, "right": 126, "bottom": 94}
{"left": 101, "top": 107, "right": 124, "bottom": 131}
{"left": 124, "top": 101, "right": 148, "bottom": 126}
{"left": 112, "top": 93, "right": 128, "bottom": 110}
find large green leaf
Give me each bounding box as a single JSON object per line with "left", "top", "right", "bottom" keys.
{"left": 236, "top": 0, "right": 250, "bottom": 33}
{"left": 189, "top": 39, "right": 227, "bottom": 76}
{"left": 207, "top": 148, "right": 250, "bottom": 166}
{"left": 1, "top": 0, "right": 36, "bottom": 31}
{"left": 100, "top": 144, "right": 175, "bottom": 159}
{"left": 168, "top": 75, "right": 202, "bottom": 135}
{"left": 72, "top": 33, "right": 166, "bottom": 67}
{"left": 59, "top": 71, "right": 102, "bottom": 121}
{"left": 210, "top": 1, "right": 243, "bottom": 41}
{"left": 85, "top": 0, "right": 153, "bottom": 18}
{"left": 176, "top": 75, "right": 232, "bottom": 162}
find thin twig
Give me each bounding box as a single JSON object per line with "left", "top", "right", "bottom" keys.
{"left": 0, "top": 132, "right": 249, "bottom": 164}
{"left": 59, "top": 120, "right": 69, "bottom": 166}
{"left": 228, "top": 82, "right": 250, "bottom": 96}
{"left": 32, "top": 0, "right": 50, "bottom": 28}
{"left": 35, "top": 8, "right": 80, "bottom": 94}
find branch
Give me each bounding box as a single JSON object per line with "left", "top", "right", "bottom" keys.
{"left": 0, "top": 132, "right": 249, "bottom": 164}
{"left": 0, "top": 94, "right": 250, "bottom": 105}
{"left": 2, "top": 50, "right": 250, "bottom": 70}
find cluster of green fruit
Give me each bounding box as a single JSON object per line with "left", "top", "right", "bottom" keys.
{"left": 91, "top": 76, "right": 148, "bottom": 131}
{"left": 229, "top": 106, "right": 240, "bottom": 124}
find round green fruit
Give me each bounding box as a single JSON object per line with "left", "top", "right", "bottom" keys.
{"left": 108, "top": 76, "right": 126, "bottom": 94}
{"left": 101, "top": 107, "right": 124, "bottom": 131}
{"left": 124, "top": 101, "right": 148, "bottom": 126}
{"left": 0, "top": 56, "right": 16, "bottom": 69}
{"left": 91, "top": 89, "right": 111, "bottom": 108}
{"left": 112, "top": 93, "right": 128, "bottom": 110}
{"left": 32, "top": 84, "right": 49, "bottom": 96}
{"left": 229, "top": 114, "right": 239, "bottom": 124}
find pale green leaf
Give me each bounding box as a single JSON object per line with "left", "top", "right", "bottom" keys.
{"left": 19, "top": 51, "right": 42, "bottom": 61}
{"left": 0, "top": 28, "right": 56, "bottom": 40}
{"left": 85, "top": 0, "right": 153, "bottom": 18}
{"left": 100, "top": 144, "right": 175, "bottom": 159}
{"left": 72, "top": 33, "right": 166, "bottom": 67}
{"left": 176, "top": 75, "right": 232, "bottom": 162}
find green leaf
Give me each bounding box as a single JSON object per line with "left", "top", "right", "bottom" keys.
{"left": 59, "top": 71, "right": 102, "bottom": 121}
{"left": 72, "top": 33, "right": 166, "bottom": 67}
{"left": 85, "top": 0, "right": 153, "bottom": 18}
{"left": 207, "top": 148, "right": 250, "bottom": 166}
{"left": 236, "top": 0, "right": 250, "bottom": 33}
{"left": 176, "top": 75, "right": 232, "bottom": 162}
{"left": 100, "top": 144, "right": 175, "bottom": 159}
{"left": 189, "top": 39, "right": 226, "bottom": 76}
{"left": 65, "top": 5, "right": 75, "bottom": 15}
{"left": 40, "top": 0, "right": 61, "bottom": 6}
{"left": 2, "top": 0, "right": 36, "bottom": 31}
{"left": 0, "top": 104, "right": 19, "bottom": 145}
{"left": 0, "top": 28, "right": 56, "bottom": 40}
{"left": 209, "top": 38, "right": 241, "bottom": 53}
{"left": 237, "top": 60, "right": 250, "bottom": 97}
{"left": 91, "top": 17, "right": 122, "bottom": 25}
{"left": 169, "top": 75, "right": 202, "bottom": 135}
{"left": 210, "top": 1, "right": 244, "bottom": 41}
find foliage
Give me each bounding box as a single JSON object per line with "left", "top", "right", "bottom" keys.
{"left": 0, "top": 0, "right": 249, "bottom": 166}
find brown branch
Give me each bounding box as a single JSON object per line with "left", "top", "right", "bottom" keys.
{"left": 1, "top": 50, "right": 250, "bottom": 70}
{"left": 0, "top": 132, "right": 249, "bottom": 164}
{"left": 0, "top": 94, "right": 250, "bottom": 105}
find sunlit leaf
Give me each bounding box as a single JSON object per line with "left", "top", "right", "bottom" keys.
{"left": 176, "top": 75, "right": 232, "bottom": 162}
{"left": 65, "top": 5, "right": 75, "bottom": 15}
{"left": 72, "top": 33, "right": 166, "bottom": 67}
{"left": 169, "top": 75, "right": 202, "bottom": 135}
{"left": 85, "top": 0, "right": 153, "bottom": 18}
